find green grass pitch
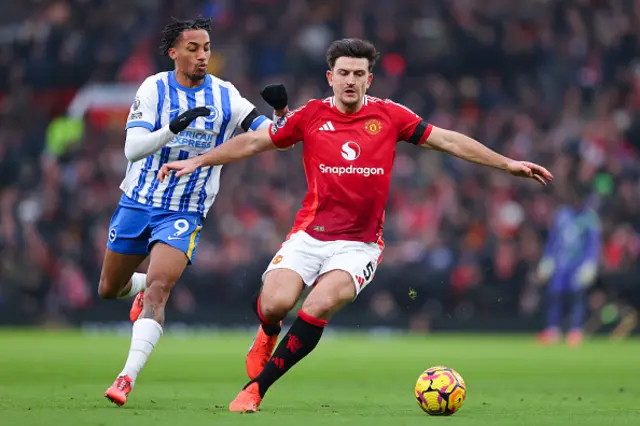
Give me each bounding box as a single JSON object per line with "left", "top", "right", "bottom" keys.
{"left": 0, "top": 329, "right": 639, "bottom": 425}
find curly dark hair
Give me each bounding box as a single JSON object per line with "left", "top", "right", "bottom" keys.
{"left": 159, "top": 17, "right": 212, "bottom": 56}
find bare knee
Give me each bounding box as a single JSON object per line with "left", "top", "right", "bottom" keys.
{"left": 302, "top": 271, "right": 355, "bottom": 320}
{"left": 260, "top": 292, "right": 297, "bottom": 322}
{"left": 260, "top": 270, "right": 304, "bottom": 322}
{"left": 98, "top": 251, "right": 146, "bottom": 299}
{"left": 301, "top": 294, "right": 347, "bottom": 320}
{"left": 98, "top": 276, "right": 123, "bottom": 299}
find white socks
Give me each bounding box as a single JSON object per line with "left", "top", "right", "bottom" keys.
{"left": 115, "top": 273, "right": 157, "bottom": 383}
{"left": 118, "top": 272, "right": 147, "bottom": 299}
{"left": 119, "top": 318, "right": 163, "bottom": 382}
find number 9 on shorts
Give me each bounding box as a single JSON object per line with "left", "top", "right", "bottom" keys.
{"left": 152, "top": 215, "right": 202, "bottom": 263}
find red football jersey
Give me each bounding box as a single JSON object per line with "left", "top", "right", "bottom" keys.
{"left": 269, "top": 95, "right": 432, "bottom": 243}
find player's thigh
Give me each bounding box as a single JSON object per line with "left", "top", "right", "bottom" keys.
{"left": 146, "top": 242, "right": 190, "bottom": 291}
{"left": 106, "top": 202, "right": 151, "bottom": 256}
{"left": 149, "top": 212, "right": 203, "bottom": 264}
{"left": 101, "top": 203, "right": 150, "bottom": 294}
{"left": 98, "top": 249, "right": 147, "bottom": 296}
{"left": 144, "top": 212, "right": 203, "bottom": 298}
{"left": 319, "top": 242, "right": 382, "bottom": 298}
{"left": 262, "top": 231, "right": 328, "bottom": 288}
{"left": 304, "top": 242, "right": 382, "bottom": 319}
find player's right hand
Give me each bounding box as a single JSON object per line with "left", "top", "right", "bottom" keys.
{"left": 536, "top": 257, "right": 555, "bottom": 284}
{"left": 158, "top": 158, "right": 202, "bottom": 182}
{"left": 169, "top": 106, "right": 211, "bottom": 134}
{"left": 506, "top": 160, "right": 554, "bottom": 185}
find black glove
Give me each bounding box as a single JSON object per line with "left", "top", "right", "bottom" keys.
{"left": 260, "top": 84, "right": 288, "bottom": 110}
{"left": 169, "top": 106, "right": 211, "bottom": 134}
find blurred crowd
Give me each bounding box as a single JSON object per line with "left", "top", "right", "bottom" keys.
{"left": 1, "top": 0, "right": 639, "bottom": 332}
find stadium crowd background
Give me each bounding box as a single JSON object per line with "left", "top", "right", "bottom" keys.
{"left": 0, "top": 0, "right": 639, "bottom": 333}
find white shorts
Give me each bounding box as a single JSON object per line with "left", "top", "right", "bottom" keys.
{"left": 263, "top": 231, "right": 383, "bottom": 297}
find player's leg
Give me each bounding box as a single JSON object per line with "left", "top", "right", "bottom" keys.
{"left": 104, "top": 243, "right": 188, "bottom": 406}
{"left": 230, "top": 242, "right": 380, "bottom": 412}
{"left": 566, "top": 271, "right": 587, "bottom": 347}
{"left": 105, "top": 213, "right": 202, "bottom": 407}
{"left": 245, "top": 232, "right": 324, "bottom": 380}
{"left": 540, "top": 273, "right": 564, "bottom": 345}
{"left": 98, "top": 202, "right": 151, "bottom": 300}
{"left": 97, "top": 249, "right": 147, "bottom": 299}
{"left": 128, "top": 214, "right": 204, "bottom": 323}
{"left": 246, "top": 269, "right": 305, "bottom": 379}
{"left": 566, "top": 287, "right": 586, "bottom": 347}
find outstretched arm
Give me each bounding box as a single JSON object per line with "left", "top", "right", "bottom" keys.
{"left": 160, "top": 85, "right": 305, "bottom": 183}
{"left": 158, "top": 128, "right": 276, "bottom": 182}
{"left": 421, "top": 126, "right": 553, "bottom": 185}
{"left": 199, "top": 128, "right": 277, "bottom": 165}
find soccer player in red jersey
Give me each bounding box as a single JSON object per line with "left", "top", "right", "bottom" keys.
{"left": 158, "top": 38, "right": 553, "bottom": 412}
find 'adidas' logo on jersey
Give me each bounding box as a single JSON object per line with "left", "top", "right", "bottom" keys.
{"left": 319, "top": 121, "right": 335, "bottom": 131}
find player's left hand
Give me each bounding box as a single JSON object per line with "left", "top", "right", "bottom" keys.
{"left": 158, "top": 158, "right": 202, "bottom": 182}
{"left": 261, "top": 84, "right": 288, "bottom": 111}
{"left": 506, "top": 161, "right": 554, "bottom": 186}
{"left": 273, "top": 106, "right": 289, "bottom": 118}
{"left": 576, "top": 261, "right": 598, "bottom": 288}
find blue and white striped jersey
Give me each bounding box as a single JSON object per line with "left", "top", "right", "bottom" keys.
{"left": 120, "top": 71, "right": 267, "bottom": 217}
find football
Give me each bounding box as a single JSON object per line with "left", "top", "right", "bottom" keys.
{"left": 414, "top": 366, "right": 466, "bottom": 415}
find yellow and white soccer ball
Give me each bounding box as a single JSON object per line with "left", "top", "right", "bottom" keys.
{"left": 414, "top": 366, "right": 466, "bottom": 415}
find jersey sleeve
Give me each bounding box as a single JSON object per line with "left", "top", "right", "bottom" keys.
{"left": 226, "top": 83, "right": 265, "bottom": 132}
{"left": 384, "top": 99, "right": 432, "bottom": 145}
{"left": 125, "top": 77, "right": 160, "bottom": 132}
{"left": 268, "top": 103, "right": 310, "bottom": 149}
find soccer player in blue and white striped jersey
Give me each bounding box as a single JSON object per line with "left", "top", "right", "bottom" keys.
{"left": 102, "top": 17, "right": 283, "bottom": 406}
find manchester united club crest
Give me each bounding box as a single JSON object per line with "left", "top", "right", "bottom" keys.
{"left": 364, "top": 119, "right": 382, "bottom": 135}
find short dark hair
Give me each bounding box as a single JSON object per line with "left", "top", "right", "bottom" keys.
{"left": 326, "top": 38, "right": 380, "bottom": 72}
{"left": 159, "top": 17, "right": 212, "bottom": 56}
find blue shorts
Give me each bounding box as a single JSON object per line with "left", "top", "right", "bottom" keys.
{"left": 107, "top": 194, "right": 203, "bottom": 263}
